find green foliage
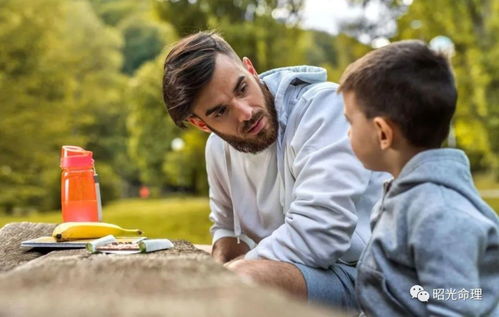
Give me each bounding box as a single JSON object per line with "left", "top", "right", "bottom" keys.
{"left": 118, "top": 16, "right": 175, "bottom": 75}
{"left": 90, "top": 0, "right": 174, "bottom": 75}
{"left": 154, "top": 0, "right": 209, "bottom": 36}
{"left": 163, "top": 130, "right": 209, "bottom": 194}
{"left": 89, "top": 0, "right": 147, "bottom": 26}
{"left": 218, "top": 18, "right": 308, "bottom": 70}
{"left": 3, "top": 0, "right": 498, "bottom": 213}
{"left": 0, "top": 0, "right": 126, "bottom": 213}
{"left": 154, "top": 0, "right": 306, "bottom": 70}
{"left": 127, "top": 57, "right": 180, "bottom": 190}
{"left": 306, "top": 31, "right": 340, "bottom": 68}
{"left": 95, "top": 162, "right": 123, "bottom": 204}
{"left": 323, "top": 33, "right": 372, "bottom": 82}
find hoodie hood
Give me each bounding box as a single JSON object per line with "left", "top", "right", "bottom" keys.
{"left": 387, "top": 148, "right": 496, "bottom": 221}
{"left": 260, "top": 66, "right": 327, "bottom": 128}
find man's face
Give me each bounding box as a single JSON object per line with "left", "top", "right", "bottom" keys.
{"left": 189, "top": 54, "right": 278, "bottom": 154}
{"left": 343, "top": 91, "right": 384, "bottom": 171}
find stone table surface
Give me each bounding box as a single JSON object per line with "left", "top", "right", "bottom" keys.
{"left": 0, "top": 222, "right": 347, "bottom": 317}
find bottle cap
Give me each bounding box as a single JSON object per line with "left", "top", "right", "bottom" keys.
{"left": 60, "top": 145, "right": 94, "bottom": 169}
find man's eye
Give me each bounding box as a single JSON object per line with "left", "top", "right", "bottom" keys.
{"left": 214, "top": 107, "right": 226, "bottom": 118}
{"left": 239, "top": 83, "right": 247, "bottom": 95}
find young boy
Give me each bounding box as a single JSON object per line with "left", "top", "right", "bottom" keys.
{"left": 339, "top": 40, "right": 499, "bottom": 316}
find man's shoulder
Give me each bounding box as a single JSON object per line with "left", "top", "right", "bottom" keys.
{"left": 398, "top": 182, "right": 493, "bottom": 231}
{"left": 206, "top": 133, "right": 225, "bottom": 154}
{"left": 292, "top": 81, "right": 342, "bottom": 112}
{"left": 302, "top": 81, "right": 339, "bottom": 97}
{"left": 287, "top": 81, "right": 345, "bottom": 127}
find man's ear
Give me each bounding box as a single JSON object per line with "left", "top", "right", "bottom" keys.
{"left": 242, "top": 57, "right": 257, "bottom": 76}
{"left": 187, "top": 116, "right": 212, "bottom": 133}
{"left": 373, "top": 117, "right": 393, "bottom": 150}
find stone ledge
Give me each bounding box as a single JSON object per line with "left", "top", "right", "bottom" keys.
{"left": 0, "top": 222, "right": 346, "bottom": 317}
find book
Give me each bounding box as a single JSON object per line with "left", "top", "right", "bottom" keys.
{"left": 20, "top": 236, "right": 146, "bottom": 249}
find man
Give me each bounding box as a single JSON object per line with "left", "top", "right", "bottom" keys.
{"left": 162, "top": 31, "right": 387, "bottom": 310}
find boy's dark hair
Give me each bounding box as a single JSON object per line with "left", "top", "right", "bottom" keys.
{"left": 162, "top": 31, "right": 240, "bottom": 128}
{"left": 339, "top": 40, "right": 457, "bottom": 148}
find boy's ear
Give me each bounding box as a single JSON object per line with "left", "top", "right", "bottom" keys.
{"left": 187, "top": 116, "right": 212, "bottom": 133}
{"left": 242, "top": 57, "right": 257, "bottom": 76}
{"left": 373, "top": 117, "right": 393, "bottom": 150}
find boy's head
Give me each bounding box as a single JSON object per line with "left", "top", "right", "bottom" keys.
{"left": 162, "top": 31, "right": 278, "bottom": 154}
{"left": 339, "top": 40, "right": 457, "bottom": 172}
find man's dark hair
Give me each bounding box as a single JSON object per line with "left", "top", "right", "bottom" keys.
{"left": 339, "top": 40, "right": 457, "bottom": 148}
{"left": 162, "top": 31, "right": 240, "bottom": 128}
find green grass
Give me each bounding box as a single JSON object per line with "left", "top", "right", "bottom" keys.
{"left": 0, "top": 197, "right": 212, "bottom": 244}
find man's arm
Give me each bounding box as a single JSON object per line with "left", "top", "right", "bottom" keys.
{"left": 212, "top": 237, "right": 250, "bottom": 264}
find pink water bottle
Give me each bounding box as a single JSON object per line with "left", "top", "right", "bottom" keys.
{"left": 60, "top": 145, "right": 102, "bottom": 222}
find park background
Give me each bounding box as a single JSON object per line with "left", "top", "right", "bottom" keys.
{"left": 1, "top": 0, "right": 498, "bottom": 244}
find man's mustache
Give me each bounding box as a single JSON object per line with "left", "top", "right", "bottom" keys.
{"left": 242, "top": 111, "right": 264, "bottom": 134}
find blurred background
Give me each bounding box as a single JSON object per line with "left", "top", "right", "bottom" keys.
{"left": 1, "top": 0, "right": 498, "bottom": 243}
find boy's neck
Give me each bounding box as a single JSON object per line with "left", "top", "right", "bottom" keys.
{"left": 387, "top": 145, "right": 428, "bottom": 179}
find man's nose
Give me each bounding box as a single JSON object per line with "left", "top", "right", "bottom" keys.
{"left": 233, "top": 100, "right": 253, "bottom": 122}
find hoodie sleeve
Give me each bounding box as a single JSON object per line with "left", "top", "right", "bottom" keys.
{"left": 205, "top": 134, "right": 255, "bottom": 248}
{"left": 408, "top": 199, "right": 496, "bottom": 317}
{"left": 245, "top": 85, "right": 373, "bottom": 268}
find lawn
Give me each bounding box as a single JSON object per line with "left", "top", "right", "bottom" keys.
{"left": 0, "top": 197, "right": 213, "bottom": 244}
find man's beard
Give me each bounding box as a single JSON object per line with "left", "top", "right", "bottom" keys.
{"left": 207, "top": 81, "right": 278, "bottom": 154}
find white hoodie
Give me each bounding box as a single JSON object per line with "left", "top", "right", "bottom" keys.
{"left": 206, "top": 66, "right": 388, "bottom": 269}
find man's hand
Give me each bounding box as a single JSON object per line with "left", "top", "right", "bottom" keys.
{"left": 212, "top": 237, "right": 249, "bottom": 264}
{"left": 223, "top": 255, "right": 245, "bottom": 268}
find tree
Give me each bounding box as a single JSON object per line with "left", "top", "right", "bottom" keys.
{"left": 0, "top": 0, "right": 127, "bottom": 212}
{"left": 118, "top": 16, "right": 175, "bottom": 75}
{"left": 127, "top": 56, "right": 181, "bottom": 193}
{"left": 154, "top": 0, "right": 307, "bottom": 71}
{"left": 163, "top": 129, "right": 209, "bottom": 194}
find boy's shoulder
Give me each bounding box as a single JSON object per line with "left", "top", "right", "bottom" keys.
{"left": 400, "top": 182, "right": 498, "bottom": 237}
{"left": 386, "top": 149, "right": 497, "bottom": 231}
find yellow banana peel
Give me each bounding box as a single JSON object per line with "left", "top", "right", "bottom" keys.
{"left": 52, "top": 222, "right": 143, "bottom": 241}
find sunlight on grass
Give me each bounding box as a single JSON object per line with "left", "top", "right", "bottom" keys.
{"left": 102, "top": 198, "right": 212, "bottom": 243}
{"left": 0, "top": 197, "right": 212, "bottom": 244}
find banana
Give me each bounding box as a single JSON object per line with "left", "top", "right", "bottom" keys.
{"left": 52, "top": 222, "right": 143, "bottom": 241}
